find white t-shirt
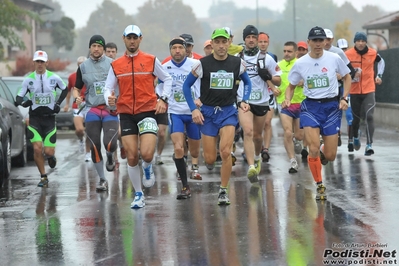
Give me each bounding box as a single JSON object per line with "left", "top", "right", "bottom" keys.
{"left": 288, "top": 51, "right": 350, "bottom": 99}
{"left": 156, "top": 57, "right": 200, "bottom": 115}
{"left": 237, "top": 51, "right": 281, "bottom": 106}
{"left": 327, "top": 45, "right": 350, "bottom": 65}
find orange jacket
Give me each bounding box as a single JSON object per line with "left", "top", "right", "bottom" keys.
{"left": 111, "top": 51, "right": 156, "bottom": 114}
{"left": 345, "top": 47, "right": 377, "bottom": 95}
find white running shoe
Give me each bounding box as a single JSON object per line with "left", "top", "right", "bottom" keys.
{"left": 79, "top": 139, "right": 85, "bottom": 153}
{"left": 85, "top": 152, "right": 92, "bottom": 162}
{"left": 142, "top": 163, "right": 155, "bottom": 188}
{"left": 131, "top": 192, "right": 145, "bottom": 208}
{"left": 288, "top": 159, "right": 299, "bottom": 173}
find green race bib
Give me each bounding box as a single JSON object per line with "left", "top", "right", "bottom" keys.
{"left": 137, "top": 117, "right": 159, "bottom": 135}
{"left": 210, "top": 72, "right": 234, "bottom": 90}
{"left": 34, "top": 93, "right": 51, "bottom": 105}
{"left": 94, "top": 81, "right": 105, "bottom": 95}
{"left": 306, "top": 75, "right": 329, "bottom": 89}
{"left": 249, "top": 90, "right": 262, "bottom": 100}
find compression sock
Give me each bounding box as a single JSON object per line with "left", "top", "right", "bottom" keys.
{"left": 308, "top": 156, "right": 322, "bottom": 183}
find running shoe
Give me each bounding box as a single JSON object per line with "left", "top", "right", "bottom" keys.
{"left": 241, "top": 152, "right": 247, "bottom": 163}
{"left": 294, "top": 139, "right": 302, "bottom": 154}
{"left": 106, "top": 152, "right": 115, "bottom": 172}
{"left": 79, "top": 139, "right": 85, "bottom": 153}
{"left": 176, "top": 185, "right": 191, "bottom": 200}
{"left": 131, "top": 192, "right": 145, "bottom": 208}
{"left": 85, "top": 152, "right": 92, "bottom": 162}
{"left": 247, "top": 165, "right": 258, "bottom": 183}
{"left": 231, "top": 152, "right": 236, "bottom": 166}
{"left": 37, "top": 176, "right": 49, "bottom": 187}
{"left": 206, "top": 163, "right": 215, "bottom": 170}
{"left": 254, "top": 159, "right": 261, "bottom": 174}
{"left": 337, "top": 131, "right": 342, "bottom": 147}
{"left": 348, "top": 142, "right": 354, "bottom": 152}
{"left": 288, "top": 159, "right": 299, "bottom": 173}
{"left": 316, "top": 183, "right": 327, "bottom": 200}
{"left": 218, "top": 188, "right": 230, "bottom": 205}
{"left": 96, "top": 178, "right": 108, "bottom": 192}
{"left": 301, "top": 148, "right": 309, "bottom": 159}
{"left": 120, "top": 147, "right": 126, "bottom": 159}
{"left": 142, "top": 163, "right": 155, "bottom": 188}
{"left": 364, "top": 144, "right": 374, "bottom": 156}
{"left": 48, "top": 156, "right": 57, "bottom": 169}
{"left": 261, "top": 148, "right": 270, "bottom": 162}
{"left": 319, "top": 145, "right": 328, "bottom": 165}
{"left": 190, "top": 165, "right": 202, "bottom": 180}
{"left": 155, "top": 155, "right": 164, "bottom": 165}
{"left": 353, "top": 137, "right": 361, "bottom": 151}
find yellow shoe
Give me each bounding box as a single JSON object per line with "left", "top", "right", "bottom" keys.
{"left": 254, "top": 159, "right": 261, "bottom": 174}
{"left": 247, "top": 165, "right": 258, "bottom": 183}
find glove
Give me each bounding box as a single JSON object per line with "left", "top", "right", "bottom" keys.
{"left": 53, "top": 103, "right": 61, "bottom": 114}
{"left": 21, "top": 100, "right": 33, "bottom": 108}
{"left": 257, "top": 66, "right": 272, "bottom": 81}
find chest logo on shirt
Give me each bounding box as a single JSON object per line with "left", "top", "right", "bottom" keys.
{"left": 29, "top": 81, "right": 33, "bottom": 85}
{"left": 322, "top": 67, "right": 328, "bottom": 73}
{"left": 50, "top": 79, "right": 56, "bottom": 85}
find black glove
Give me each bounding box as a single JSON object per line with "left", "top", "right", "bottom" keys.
{"left": 53, "top": 103, "right": 61, "bottom": 114}
{"left": 257, "top": 66, "right": 272, "bottom": 81}
{"left": 21, "top": 100, "right": 33, "bottom": 108}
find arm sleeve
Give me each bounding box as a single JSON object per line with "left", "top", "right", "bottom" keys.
{"left": 347, "top": 62, "right": 356, "bottom": 79}
{"left": 153, "top": 58, "right": 172, "bottom": 98}
{"left": 75, "top": 67, "right": 84, "bottom": 89}
{"left": 104, "top": 66, "right": 118, "bottom": 106}
{"left": 376, "top": 54, "right": 385, "bottom": 76}
{"left": 183, "top": 72, "right": 198, "bottom": 112}
{"left": 239, "top": 71, "right": 252, "bottom": 101}
{"left": 56, "top": 89, "right": 68, "bottom": 105}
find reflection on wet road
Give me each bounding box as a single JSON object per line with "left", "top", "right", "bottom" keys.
{"left": 1, "top": 120, "right": 398, "bottom": 265}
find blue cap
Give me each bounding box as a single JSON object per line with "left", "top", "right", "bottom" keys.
{"left": 354, "top": 32, "right": 367, "bottom": 43}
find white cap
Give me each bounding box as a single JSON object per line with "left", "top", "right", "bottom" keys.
{"left": 33, "top": 50, "right": 48, "bottom": 62}
{"left": 223, "top": 26, "right": 233, "bottom": 37}
{"left": 123, "top": 25, "right": 142, "bottom": 37}
{"left": 324, "top": 29, "right": 334, "bottom": 38}
{"left": 337, "top": 38, "right": 348, "bottom": 49}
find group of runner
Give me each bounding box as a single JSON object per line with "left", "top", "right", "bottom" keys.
{"left": 16, "top": 23, "right": 385, "bottom": 207}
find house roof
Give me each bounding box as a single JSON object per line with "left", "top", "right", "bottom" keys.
{"left": 363, "top": 11, "right": 399, "bottom": 30}
{"left": 13, "top": 0, "right": 53, "bottom": 14}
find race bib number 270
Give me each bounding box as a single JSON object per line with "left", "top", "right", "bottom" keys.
{"left": 210, "top": 72, "right": 234, "bottom": 90}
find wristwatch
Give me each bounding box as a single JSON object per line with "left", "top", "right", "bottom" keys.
{"left": 160, "top": 95, "right": 168, "bottom": 104}
{"left": 340, "top": 97, "right": 348, "bottom": 104}
{"left": 238, "top": 100, "right": 249, "bottom": 107}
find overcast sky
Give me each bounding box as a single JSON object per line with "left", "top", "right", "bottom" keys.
{"left": 61, "top": 0, "right": 396, "bottom": 28}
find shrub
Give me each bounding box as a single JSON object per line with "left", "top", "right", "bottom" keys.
{"left": 12, "top": 56, "right": 70, "bottom": 76}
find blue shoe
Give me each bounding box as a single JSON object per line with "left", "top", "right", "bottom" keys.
{"left": 364, "top": 144, "right": 374, "bottom": 156}
{"left": 131, "top": 192, "right": 145, "bottom": 208}
{"left": 142, "top": 163, "right": 155, "bottom": 188}
{"left": 353, "top": 137, "right": 361, "bottom": 151}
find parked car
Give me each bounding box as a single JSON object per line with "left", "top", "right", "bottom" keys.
{"left": 0, "top": 79, "right": 27, "bottom": 182}
{"left": 1, "top": 76, "right": 74, "bottom": 131}
{"left": 2, "top": 76, "right": 33, "bottom": 161}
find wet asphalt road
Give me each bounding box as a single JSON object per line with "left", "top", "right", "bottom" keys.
{"left": 0, "top": 118, "right": 398, "bottom": 266}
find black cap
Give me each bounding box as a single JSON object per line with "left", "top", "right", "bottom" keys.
{"left": 243, "top": 25, "right": 258, "bottom": 40}
{"left": 308, "top": 26, "right": 326, "bottom": 40}
{"left": 179, "top": 34, "right": 194, "bottom": 44}
{"left": 89, "top": 34, "right": 106, "bottom": 48}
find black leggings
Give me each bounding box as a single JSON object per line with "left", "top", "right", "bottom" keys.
{"left": 350, "top": 92, "right": 375, "bottom": 144}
